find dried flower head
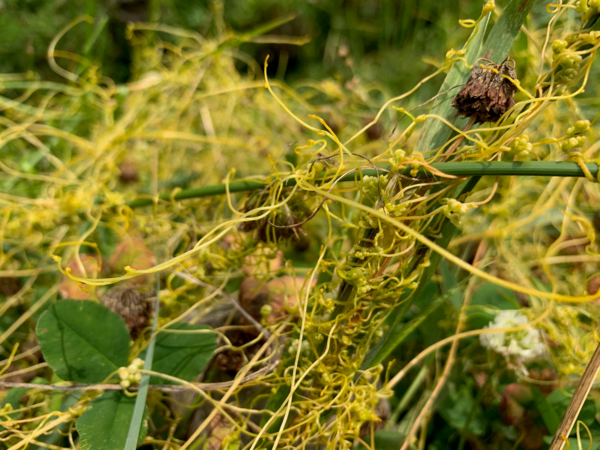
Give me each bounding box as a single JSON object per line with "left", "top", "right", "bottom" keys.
{"left": 101, "top": 286, "right": 152, "bottom": 339}
{"left": 452, "top": 57, "right": 518, "bottom": 124}
{"left": 0, "top": 277, "right": 21, "bottom": 297}
{"left": 118, "top": 160, "right": 139, "bottom": 184}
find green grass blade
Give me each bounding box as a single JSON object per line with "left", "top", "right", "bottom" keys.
{"left": 481, "top": 0, "right": 538, "bottom": 61}
{"left": 124, "top": 275, "right": 160, "bottom": 450}
{"left": 531, "top": 386, "right": 560, "bottom": 434}
{"left": 414, "top": 14, "right": 488, "bottom": 155}
{"left": 213, "top": 14, "right": 298, "bottom": 54}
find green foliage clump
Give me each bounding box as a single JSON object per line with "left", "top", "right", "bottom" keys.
{"left": 2, "top": 1, "right": 600, "bottom": 449}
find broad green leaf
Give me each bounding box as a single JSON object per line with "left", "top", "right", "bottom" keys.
{"left": 471, "top": 282, "right": 519, "bottom": 308}
{"left": 546, "top": 387, "right": 597, "bottom": 429}
{"left": 77, "top": 391, "right": 147, "bottom": 450}
{"left": 149, "top": 322, "right": 217, "bottom": 385}
{"left": 0, "top": 387, "right": 28, "bottom": 430}
{"left": 37, "top": 300, "right": 130, "bottom": 383}
{"left": 467, "top": 281, "right": 520, "bottom": 329}
{"left": 356, "top": 431, "right": 404, "bottom": 450}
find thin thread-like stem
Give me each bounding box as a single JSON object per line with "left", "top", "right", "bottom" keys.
{"left": 440, "top": 115, "right": 477, "bottom": 162}
{"left": 0, "top": 357, "right": 280, "bottom": 393}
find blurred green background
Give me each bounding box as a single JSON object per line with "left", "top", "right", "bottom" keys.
{"left": 0, "top": 0, "right": 483, "bottom": 95}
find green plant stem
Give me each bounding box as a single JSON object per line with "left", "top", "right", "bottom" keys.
{"left": 457, "top": 359, "right": 501, "bottom": 450}
{"left": 128, "top": 161, "right": 600, "bottom": 208}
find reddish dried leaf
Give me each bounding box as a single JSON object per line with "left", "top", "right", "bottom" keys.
{"left": 108, "top": 235, "right": 156, "bottom": 285}
{"left": 59, "top": 254, "right": 100, "bottom": 299}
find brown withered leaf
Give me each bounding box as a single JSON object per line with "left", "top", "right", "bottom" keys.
{"left": 452, "top": 57, "right": 518, "bottom": 124}
{"left": 118, "top": 160, "right": 139, "bottom": 184}
{"left": 108, "top": 234, "right": 156, "bottom": 285}
{"left": 101, "top": 286, "right": 152, "bottom": 339}
{"left": 59, "top": 254, "right": 100, "bottom": 300}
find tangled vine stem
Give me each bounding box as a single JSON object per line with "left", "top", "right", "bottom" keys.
{"left": 4, "top": 0, "right": 600, "bottom": 447}
{"left": 128, "top": 161, "right": 600, "bottom": 208}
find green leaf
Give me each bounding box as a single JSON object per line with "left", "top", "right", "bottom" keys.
{"left": 440, "top": 260, "right": 462, "bottom": 312}
{"left": 414, "top": 14, "right": 488, "bottom": 155}
{"left": 36, "top": 300, "right": 130, "bottom": 383}
{"left": 260, "top": 385, "right": 291, "bottom": 432}
{"left": 438, "top": 382, "right": 486, "bottom": 436}
{"left": 546, "top": 387, "right": 598, "bottom": 430}
{"left": 149, "top": 322, "right": 217, "bottom": 385}
{"left": 77, "top": 391, "right": 147, "bottom": 450}
{"left": 0, "top": 387, "right": 28, "bottom": 428}
{"left": 124, "top": 278, "right": 161, "bottom": 450}
{"left": 30, "top": 389, "right": 81, "bottom": 450}
{"left": 356, "top": 430, "right": 404, "bottom": 450}
{"left": 481, "top": 0, "right": 538, "bottom": 61}
{"left": 467, "top": 281, "right": 520, "bottom": 329}
{"left": 361, "top": 0, "right": 541, "bottom": 370}
{"left": 531, "top": 387, "right": 560, "bottom": 435}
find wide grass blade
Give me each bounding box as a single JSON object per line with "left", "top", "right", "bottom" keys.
{"left": 124, "top": 276, "right": 161, "bottom": 450}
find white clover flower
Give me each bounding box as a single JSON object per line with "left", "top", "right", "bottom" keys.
{"left": 480, "top": 310, "right": 544, "bottom": 360}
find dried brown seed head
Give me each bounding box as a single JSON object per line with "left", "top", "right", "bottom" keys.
{"left": 0, "top": 277, "right": 21, "bottom": 297}
{"left": 101, "top": 286, "right": 152, "bottom": 339}
{"left": 118, "top": 160, "right": 139, "bottom": 184}
{"left": 588, "top": 276, "right": 600, "bottom": 297}
{"left": 363, "top": 117, "right": 384, "bottom": 141}
{"left": 452, "top": 57, "right": 518, "bottom": 124}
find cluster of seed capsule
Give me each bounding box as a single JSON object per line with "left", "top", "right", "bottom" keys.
{"left": 561, "top": 120, "right": 590, "bottom": 153}
{"left": 118, "top": 358, "right": 145, "bottom": 389}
